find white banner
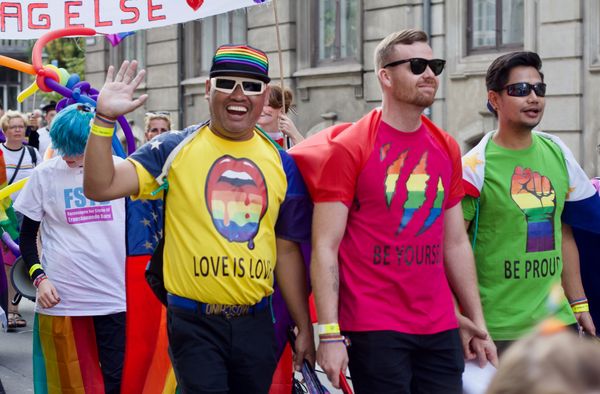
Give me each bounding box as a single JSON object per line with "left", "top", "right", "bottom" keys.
{"left": 0, "top": 0, "right": 271, "bottom": 39}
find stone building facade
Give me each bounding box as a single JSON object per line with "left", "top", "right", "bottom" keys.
{"left": 85, "top": 0, "right": 600, "bottom": 175}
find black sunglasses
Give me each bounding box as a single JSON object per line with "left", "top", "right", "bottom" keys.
{"left": 383, "top": 58, "right": 446, "bottom": 76}
{"left": 502, "top": 82, "right": 546, "bottom": 97}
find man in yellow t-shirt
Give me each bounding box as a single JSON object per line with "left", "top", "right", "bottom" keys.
{"left": 83, "top": 44, "right": 314, "bottom": 394}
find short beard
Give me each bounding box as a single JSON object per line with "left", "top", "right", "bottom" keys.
{"left": 413, "top": 94, "right": 435, "bottom": 108}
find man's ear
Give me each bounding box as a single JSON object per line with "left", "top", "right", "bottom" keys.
{"left": 205, "top": 79, "right": 211, "bottom": 98}
{"left": 487, "top": 90, "right": 500, "bottom": 112}
{"left": 377, "top": 68, "right": 392, "bottom": 88}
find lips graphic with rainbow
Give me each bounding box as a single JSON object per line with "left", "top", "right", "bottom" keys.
{"left": 205, "top": 156, "right": 268, "bottom": 249}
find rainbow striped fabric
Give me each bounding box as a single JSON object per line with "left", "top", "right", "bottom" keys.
{"left": 121, "top": 255, "right": 178, "bottom": 394}
{"left": 33, "top": 314, "right": 105, "bottom": 394}
{"left": 211, "top": 45, "right": 269, "bottom": 81}
{"left": 213, "top": 45, "right": 268, "bottom": 72}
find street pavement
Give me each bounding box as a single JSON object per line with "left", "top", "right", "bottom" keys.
{"left": 0, "top": 299, "right": 349, "bottom": 393}
{"left": 0, "top": 298, "right": 34, "bottom": 394}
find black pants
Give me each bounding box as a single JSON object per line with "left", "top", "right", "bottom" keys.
{"left": 167, "top": 305, "right": 278, "bottom": 394}
{"left": 93, "top": 312, "right": 126, "bottom": 394}
{"left": 346, "top": 329, "right": 464, "bottom": 394}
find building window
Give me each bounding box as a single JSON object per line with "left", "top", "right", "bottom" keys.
{"left": 315, "top": 0, "right": 360, "bottom": 64}
{"left": 467, "top": 0, "right": 524, "bottom": 54}
{"left": 184, "top": 9, "right": 247, "bottom": 79}
{"left": 110, "top": 32, "right": 146, "bottom": 69}
{"left": 0, "top": 66, "right": 21, "bottom": 111}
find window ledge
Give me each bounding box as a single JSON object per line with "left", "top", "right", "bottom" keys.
{"left": 293, "top": 63, "right": 363, "bottom": 90}
{"left": 181, "top": 76, "right": 209, "bottom": 86}
{"left": 448, "top": 52, "right": 501, "bottom": 80}
{"left": 589, "top": 61, "right": 600, "bottom": 73}
{"left": 293, "top": 63, "right": 363, "bottom": 77}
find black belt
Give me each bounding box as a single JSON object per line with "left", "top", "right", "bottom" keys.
{"left": 167, "top": 293, "right": 269, "bottom": 319}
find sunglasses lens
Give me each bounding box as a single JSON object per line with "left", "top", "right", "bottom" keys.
{"left": 242, "top": 81, "right": 264, "bottom": 93}
{"left": 507, "top": 83, "right": 529, "bottom": 97}
{"left": 409, "top": 59, "right": 428, "bottom": 74}
{"left": 215, "top": 78, "right": 236, "bottom": 91}
{"left": 429, "top": 60, "right": 445, "bottom": 76}
{"left": 534, "top": 83, "right": 546, "bottom": 97}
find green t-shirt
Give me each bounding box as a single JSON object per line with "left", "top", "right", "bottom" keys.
{"left": 463, "top": 134, "right": 575, "bottom": 340}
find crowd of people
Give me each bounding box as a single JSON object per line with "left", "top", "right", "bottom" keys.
{"left": 0, "top": 28, "right": 599, "bottom": 394}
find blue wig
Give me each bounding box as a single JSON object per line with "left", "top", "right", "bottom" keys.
{"left": 49, "top": 103, "right": 95, "bottom": 156}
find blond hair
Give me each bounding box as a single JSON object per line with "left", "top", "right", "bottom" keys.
{"left": 373, "top": 29, "right": 429, "bottom": 71}
{"left": 144, "top": 112, "right": 171, "bottom": 132}
{"left": 1, "top": 110, "right": 27, "bottom": 131}
{"left": 486, "top": 331, "right": 600, "bottom": 394}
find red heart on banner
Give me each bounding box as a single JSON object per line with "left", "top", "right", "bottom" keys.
{"left": 186, "top": 0, "right": 204, "bottom": 11}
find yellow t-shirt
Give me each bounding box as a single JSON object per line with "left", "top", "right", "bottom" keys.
{"left": 130, "top": 126, "right": 287, "bottom": 305}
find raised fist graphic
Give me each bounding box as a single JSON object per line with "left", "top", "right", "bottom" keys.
{"left": 510, "top": 166, "right": 556, "bottom": 252}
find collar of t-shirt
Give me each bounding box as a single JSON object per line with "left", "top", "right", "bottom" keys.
{"left": 379, "top": 120, "right": 427, "bottom": 138}
{"left": 2, "top": 143, "right": 25, "bottom": 152}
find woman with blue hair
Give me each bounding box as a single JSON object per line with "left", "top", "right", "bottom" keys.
{"left": 14, "top": 103, "right": 127, "bottom": 393}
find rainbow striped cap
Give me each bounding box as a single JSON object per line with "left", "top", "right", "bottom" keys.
{"left": 210, "top": 44, "right": 270, "bottom": 83}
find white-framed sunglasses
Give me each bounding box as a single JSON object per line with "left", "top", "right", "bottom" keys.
{"left": 210, "top": 76, "right": 266, "bottom": 96}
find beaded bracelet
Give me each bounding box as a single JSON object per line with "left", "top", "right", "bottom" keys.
{"left": 33, "top": 274, "right": 48, "bottom": 288}
{"left": 320, "top": 335, "right": 351, "bottom": 347}
{"left": 95, "top": 112, "right": 117, "bottom": 126}
{"left": 570, "top": 297, "right": 588, "bottom": 306}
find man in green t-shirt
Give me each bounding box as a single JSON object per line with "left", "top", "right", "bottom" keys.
{"left": 461, "top": 51, "right": 595, "bottom": 353}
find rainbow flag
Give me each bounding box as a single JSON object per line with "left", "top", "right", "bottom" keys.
{"left": 104, "top": 32, "right": 135, "bottom": 47}
{"left": 121, "top": 254, "right": 177, "bottom": 394}
{"left": 120, "top": 198, "right": 178, "bottom": 394}
{"left": 33, "top": 314, "right": 105, "bottom": 393}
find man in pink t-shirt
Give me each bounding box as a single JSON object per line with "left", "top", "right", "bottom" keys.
{"left": 291, "top": 29, "right": 497, "bottom": 393}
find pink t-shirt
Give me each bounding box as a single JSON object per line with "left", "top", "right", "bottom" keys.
{"left": 339, "top": 121, "right": 460, "bottom": 334}
{"left": 291, "top": 110, "right": 463, "bottom": 334}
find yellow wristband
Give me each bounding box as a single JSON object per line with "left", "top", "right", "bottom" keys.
{"left": 90, "top": 123, "right": 115, "bottom": 138}
{"left": 572, "top": 303, "right": 590, "bottom": 313}
{"left": 29, "top": 263, "right": 43, "bottom": 278}
{"left": 318, "top": 323, "right": 341, "bottom": 335}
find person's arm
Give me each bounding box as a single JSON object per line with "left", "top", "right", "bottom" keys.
{"left": 275, "top": 238, "right": 315, "bottom": 370}
{"left": 83, "top": 61, "right": 148, "bottom": 201}
{"left": 19, "top": 215, "right": 60, "bottom": 308}
{"left": 561, "top": 223, "right": 595, "bottom": 335}
{"left": 311, "top": 202, "right": 349, "bottom": 388}
{"left": 279, "top": 114, "right": 304, "bottom": 146}
{"left": 444, "top": 203, "right": 498, "bottom": 367}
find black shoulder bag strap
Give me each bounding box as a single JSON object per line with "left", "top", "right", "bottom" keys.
{"left": 26, "top": 145, "right": 37, "bottom": 167}
{"left": 8, "top": 147, "right": 27, "bottom": 185}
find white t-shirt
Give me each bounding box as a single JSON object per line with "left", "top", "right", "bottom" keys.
{"left": 14, "top": 156, "right": 127, "bottom": 316}
{"left": 0, "top": 144, "right": 42, "bottom": 201}
{"left": 37, "top": 127, "right": 52, "bottom": 159}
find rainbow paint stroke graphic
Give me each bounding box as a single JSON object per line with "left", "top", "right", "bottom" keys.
{"left": 384, "top": 150, "right": 408, "bottom": 207}
{"left": 417, "top": 178, "right": 444, "bottom": 235}
{"left": 380, "top": 143, "right": 392, "bottom": 161}
{"left": 510, "top": 166, "right": 556, "bottom": 252}
{"left": 397, "top": 152, "right": 430, "bottom": 233}
{"left": 205, "top": 155, "right": 268, "bottom": 250}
